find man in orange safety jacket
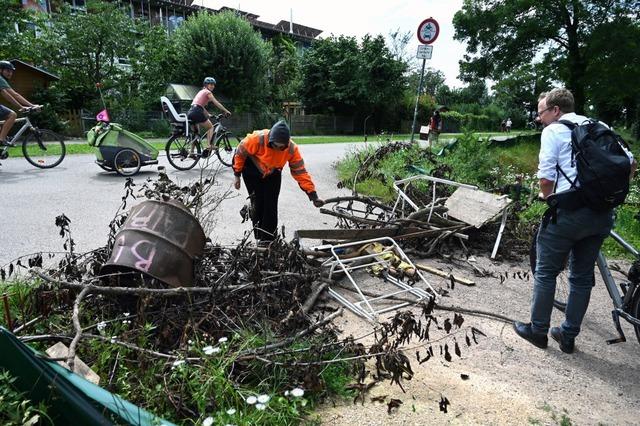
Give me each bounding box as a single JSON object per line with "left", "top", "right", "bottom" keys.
{"left": 233, "top": 120, "right": 324, "bottom": 243}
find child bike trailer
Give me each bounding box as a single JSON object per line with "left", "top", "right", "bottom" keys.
{"left": 87, "top": 121, "right": 159, "bottom": 176}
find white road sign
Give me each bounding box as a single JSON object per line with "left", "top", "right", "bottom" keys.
{"left": 417, "top": 44, "right": 433, "bottom": 59}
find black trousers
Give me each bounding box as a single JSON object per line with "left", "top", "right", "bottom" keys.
{"left": 242, "top": 162, "right": 282, "bottom": 241}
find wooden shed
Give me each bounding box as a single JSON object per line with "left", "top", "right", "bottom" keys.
{"left": 2, "top": 59, "right": 59, "bottom": 101}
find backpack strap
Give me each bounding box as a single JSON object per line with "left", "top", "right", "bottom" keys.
{"left": 554, "top": 119, "right": 579, "bottom": 189}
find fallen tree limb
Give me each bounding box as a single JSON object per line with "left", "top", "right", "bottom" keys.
{"left": 332, "top": 282, "right": 514, "bottom": 323}
{"left": 33, "top": 269, "right": 287, "bottom": 296}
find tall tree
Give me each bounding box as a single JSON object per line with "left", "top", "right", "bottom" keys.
{"left": 300, "top": 34, "right": 406, "bottom": 127}
{"left": 171, "top": 10, "right": 271, "bottom": 111}
{"left": 269, "top": 35, "right": 302, "bottom": 109}
{"left": 583, "top": 18, "right": 640, "bottom": 127}
{"left": 43, "top": 0, "right": 142, "bottom": 109}
{"left": 453, "top": 0, "right": 638, "bottom": 113}
{"left": 0, "top": 0, "right": 46, "bottom": 63}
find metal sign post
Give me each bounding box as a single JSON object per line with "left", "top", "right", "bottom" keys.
{"left": 410, "top": 18, "right": 439, "bottom": 143}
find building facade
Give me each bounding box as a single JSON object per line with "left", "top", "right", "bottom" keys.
{"left": 20, "top": 0, "right": 322, "bottom": 47}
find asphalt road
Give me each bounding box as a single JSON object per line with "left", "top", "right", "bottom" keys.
{"left": 0, "top": 142, "right": 359, "bottom": 267}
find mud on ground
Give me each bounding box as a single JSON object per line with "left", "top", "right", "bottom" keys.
{"left": 316, "top": 255, "right": 639, "bottom": 425}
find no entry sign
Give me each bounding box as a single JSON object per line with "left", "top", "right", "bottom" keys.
{"left": 417, "top": 18, "right": 440, "bottom": 44}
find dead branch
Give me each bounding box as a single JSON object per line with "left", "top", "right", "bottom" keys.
{"left": 67, "top": 286, "right": 91, "bottom": 370}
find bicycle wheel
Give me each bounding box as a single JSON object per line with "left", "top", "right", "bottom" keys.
{"left": 22, "top": 129, "right": 66, "bottom": 169}
{"left": 166, "top": 134, "right": 201, "bottom": 171}
{"left": 529, "top": 229, "right": 569, "bottom": 312}
{"left": 114, "top": 148, "right": 141, "bottom": 176}
{"left": 215, "top": 133, "right": 237, "bottom": 167}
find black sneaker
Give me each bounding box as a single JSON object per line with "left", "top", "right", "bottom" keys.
{"left": 550, "top": 327, "right": 575, "bottom": 354}
{"left": 513, "top": 321, "right": 548, "bottom": 349}
{"left": 201, "top": 148, "right": 210, "bottom": 158}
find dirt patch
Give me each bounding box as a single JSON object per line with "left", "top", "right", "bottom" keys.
{"left": 316, "top": 255, "right": 640, "bottom": 425}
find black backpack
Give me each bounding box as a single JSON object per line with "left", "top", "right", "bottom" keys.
{"left": 557, "top": 119, "right": 631, "bottom": 211}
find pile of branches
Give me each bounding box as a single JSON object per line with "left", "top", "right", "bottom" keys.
{"left": 1, "top": 171, "right": 490, "bottom": 420}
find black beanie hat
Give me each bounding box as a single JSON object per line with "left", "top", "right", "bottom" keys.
{"left": 269, "top": 120, "right": 290, "bottom": 145}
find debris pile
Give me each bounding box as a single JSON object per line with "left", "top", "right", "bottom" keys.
{"left": 0, "top": 171, "right": 493, "bottom": 423}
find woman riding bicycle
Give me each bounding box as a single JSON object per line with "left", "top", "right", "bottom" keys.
{"left": 187, "top": 77, "right": 231, "bottom": 156}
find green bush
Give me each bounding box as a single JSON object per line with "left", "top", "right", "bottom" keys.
{"left": 441, "top": 128, "right": 498, "bottom": 187}
{"left": 441, "top": 111, "right": 493, "bottom": 132}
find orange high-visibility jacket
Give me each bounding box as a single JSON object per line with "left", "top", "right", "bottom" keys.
{"left": 233, "top": 129, "right": 317, "bottom": 197}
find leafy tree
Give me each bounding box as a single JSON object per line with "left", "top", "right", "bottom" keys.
{"left": 492, "top": 63, "right": 553, "bottom": 123}
{"left": 453, "top": 0, "right": 638, "bottom": 113}
{"left": 300, "top": 35, "right": 406, "bottom": 129}
{"left": 406, "top": 67, "right": 446, "bottom": 98}
{"left": 583, "top": 18, "right": 640, "bottom": 128}
{"left": 42, "top": 0, "right": 142, "bottom": 109}
{"left": 130, "top": 25, "right": 177, "bottom": 110}
{"left": 171, "top": 10, "right": 271, "bottom": 111}
{"left": 300, "top": 36, "right": 363, "bottom": 114}
{"left": 268, "top": 35, "right": 302, "bottom": 109}
{"left": 0, "top": 0, "right": 46, "bottom": 63}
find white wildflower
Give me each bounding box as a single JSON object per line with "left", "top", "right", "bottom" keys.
{"left": 202, "top": 417, "right": 214, "bottom": 426}
{"left": 110, "top": 336, "right": 118, "bottom": 344}
{"left": 171, "top": 360, "right": 185, "bottom": 370}
{"left": 257, "top": 394, "right": 270, "bottom": 404}
{"left": 218, "top": 337, "right": 228, "bottom": 343}
{"left": 284, "top": 390, "right": 289, "bottom": 396}
{"left": 203, "top": 346, "right": 215, "bottom": 355}
{"left": 291, "top": 388, "right": 305, "bottom": 398}
{"left": 211, "top": 347, "right": 221, "bottom": 354}
{"left": 123, "top": 312, "right": 130, "bottom": 317}
{"left": 97, "top": 321, "right": 107, "bottom": 331}
{"left": 255, "top": 403, "right": 266, "bottom": 411}
{"left": 245, "top": 395, "right": 257, "bottom": 405}
{"left": 226, "top": 408, "right": 236, "bottom": 415}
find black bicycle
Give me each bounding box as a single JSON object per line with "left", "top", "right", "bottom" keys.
{"left": 0, "top": 107, "right": 66, "bottom": 168}
{"left": 530, "top": 226, "right": 640, "bottom": 344}
{"left": 165, "top": 114, "right": 239, "bottom": 170}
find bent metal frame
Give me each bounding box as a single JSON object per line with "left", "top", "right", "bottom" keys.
{"left": 321, "top": 237, "right": 437, "bottom": 322}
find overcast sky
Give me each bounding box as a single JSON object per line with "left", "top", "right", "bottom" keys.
{"left": 204, "top": 0, "right": 467, "bottom": 88}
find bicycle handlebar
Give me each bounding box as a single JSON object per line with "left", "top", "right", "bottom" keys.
{"left": 20, "top": 106, "right": 43, "bottom": 114}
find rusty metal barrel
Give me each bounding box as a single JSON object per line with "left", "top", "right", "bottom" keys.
{"left": 101, "top": 199, "right": 206, "bottom": 287}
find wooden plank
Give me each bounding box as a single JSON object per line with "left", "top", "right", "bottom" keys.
{"left": 415, "top": 263, "right": 475, "bottom": 286}
{"left": 444, "top": 187, "right": 511, "bottom": 228}
{"left": 295, "top": 227, "right": 428, "bottom": 240}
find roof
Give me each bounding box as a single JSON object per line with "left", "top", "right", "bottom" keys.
{"left": 274, "top": 21, "right": 322, "bottom": 39}
{"left": 218, "top": 6, "right": 259, "bottom": 20}
{"left": 165, "top": 84, "right": 200, "bottom": 101}
{"left": 9, "top": 59, "right": 59, "bottom": 81}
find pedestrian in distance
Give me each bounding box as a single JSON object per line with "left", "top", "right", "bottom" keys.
{"left": 513, "top": 88, "right": 636, "bottom": 353}
{"left": 233, "top": 120, "right": 324, "bottom": 245}
{"left": 506, "top": 117, "right": 512, "bottom": 133}
{"left": 428, "top": 110, "right": 442, "bottom": 145}
{"left": 0, "top": 60, "right": 41, "bottom": 146}
{"left": 187, "top": 77, "right": 231, "bottom": 157}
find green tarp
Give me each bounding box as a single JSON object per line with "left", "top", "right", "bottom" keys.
{"left": 0, "top": 327, "right": 174, "bottom": 426}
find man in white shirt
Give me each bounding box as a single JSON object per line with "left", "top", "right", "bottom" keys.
{"left": 514, "top": 88, "right": 636, "bottom": 353}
